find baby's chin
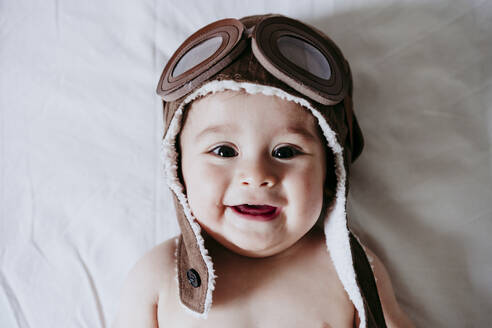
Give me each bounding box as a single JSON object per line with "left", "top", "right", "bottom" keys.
{"left": 206, "top": 227, "right": 291, "bottom": 258}
{"left": 226, "top": 238, "right": 284, "bottom": 258}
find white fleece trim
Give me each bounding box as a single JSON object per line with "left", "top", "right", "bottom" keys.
{"left": 161, "top": 80, "right": 366, "bottom": 327}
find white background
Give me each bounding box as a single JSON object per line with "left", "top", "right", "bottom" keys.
{"left": 1, "top": 0, "right": 491, "bottom": 327}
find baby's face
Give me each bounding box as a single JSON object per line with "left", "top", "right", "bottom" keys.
{"left": 179, "top": 90, "right": 326, "bottom": 258}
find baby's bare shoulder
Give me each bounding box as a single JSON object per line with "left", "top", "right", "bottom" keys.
{"left": 112, "top": 236, "right": 179, "bottom": 328}
{"left": 361, "top": 245, "right": 416, "bottom": 328}
{"left": 136, "top": 236, "right": 178, "bottom": 291}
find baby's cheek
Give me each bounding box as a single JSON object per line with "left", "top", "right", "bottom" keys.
{"left": 291, "top": 164, "right": 324, "bottom": 208}
{"left": 188, "top": 163, "right": 230, "bottom": 219}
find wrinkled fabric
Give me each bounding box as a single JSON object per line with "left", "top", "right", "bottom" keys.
{"left": 1, "top": 1, "right": 491, "bottom": 327}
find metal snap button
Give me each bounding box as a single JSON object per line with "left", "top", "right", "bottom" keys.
{"left": 186, "top": 268, "right": 201, "bottom": 288}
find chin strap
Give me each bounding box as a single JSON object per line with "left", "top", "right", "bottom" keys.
{"left": 349, "top": 232, "right": 388, "bottom": 328}
{"left": 172, "top": 192, "right": 210, "bottom": 315}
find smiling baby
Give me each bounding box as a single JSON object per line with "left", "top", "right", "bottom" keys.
{"left": 112, "top": 13, "right": 415, "bottom": 328}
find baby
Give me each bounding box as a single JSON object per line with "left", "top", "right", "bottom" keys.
{"left": 113, "top": 14, "right": 414, "bottom": 328}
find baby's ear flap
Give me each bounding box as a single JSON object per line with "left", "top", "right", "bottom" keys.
{"left": 350, "top": 111, "right": 364, "bottom": 163}
{"left": 344, "top": 96, "right": 365, "bottom": 163}
{"left": 343, "top": 60, "right": 364, "bottom": 163}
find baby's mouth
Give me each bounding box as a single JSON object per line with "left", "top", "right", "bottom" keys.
{"left": 230, "top": 204, "right": 280, "bottom": 221}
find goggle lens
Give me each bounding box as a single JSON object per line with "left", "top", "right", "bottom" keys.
{"left": 277, "top": 35, "right": 332, "bottom": 80}
{"left": 172, "top": 36, "right": 223, "bottom": 78}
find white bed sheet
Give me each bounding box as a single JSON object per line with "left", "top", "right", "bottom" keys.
{"left": 1, "top": 0, "right": 491, "bottom": 327}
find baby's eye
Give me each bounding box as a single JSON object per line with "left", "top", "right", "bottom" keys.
{"left": 210, "top": 145, "right": 237, "bottom": 158}
{"left": 272, "top": 146, "right": 300, "bottom": 159}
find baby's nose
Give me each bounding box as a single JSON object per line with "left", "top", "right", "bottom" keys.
{"left": 240, "top": 177, "right": 275, "bottom": 188}
{"left": 238, "top": 159, "right": 278, "bottom": 188}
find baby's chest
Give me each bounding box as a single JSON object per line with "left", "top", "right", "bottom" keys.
{"left": 158, "top": 263, "right": 355, "bottom": 328}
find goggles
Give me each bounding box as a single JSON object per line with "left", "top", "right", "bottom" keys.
{"left": 156, "top": 15, "right": 351, "bottom": 105}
